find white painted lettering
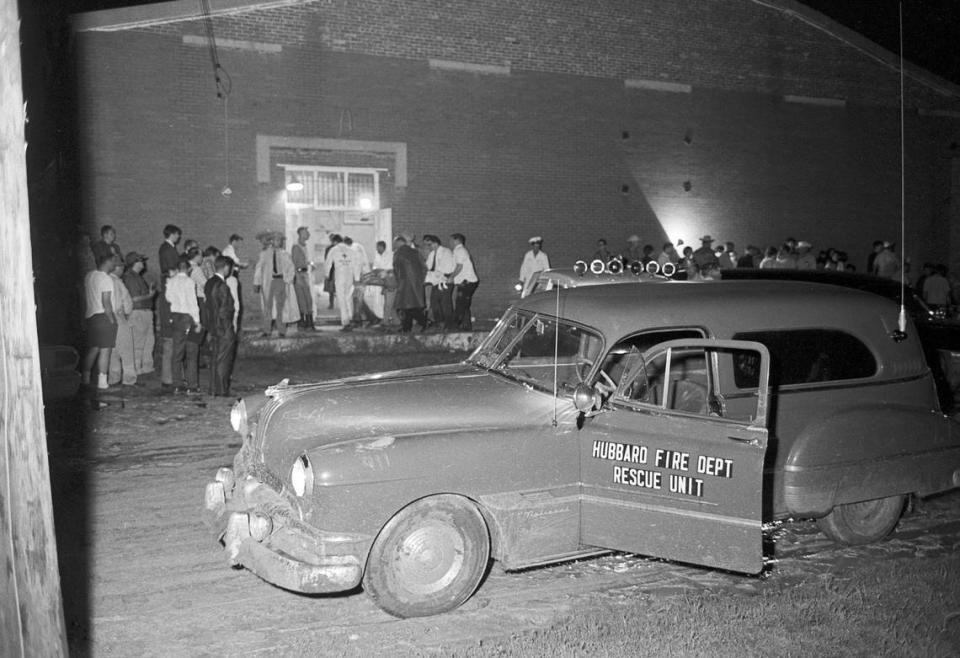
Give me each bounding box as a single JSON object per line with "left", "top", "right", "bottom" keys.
{"left": 697, "top": 455, "right": 734, "bottom": 479}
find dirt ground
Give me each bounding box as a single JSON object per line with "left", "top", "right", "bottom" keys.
{"left": 45, "top": 348, "right": 960, "bottom": 657}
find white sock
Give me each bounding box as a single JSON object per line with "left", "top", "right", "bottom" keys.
{"left": 97, "top": 373, "right": 109, "bottom": 389}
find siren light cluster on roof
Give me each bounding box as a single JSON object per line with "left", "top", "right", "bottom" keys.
{"left": 574, "top": 258, "right": 677, "bottom": 278}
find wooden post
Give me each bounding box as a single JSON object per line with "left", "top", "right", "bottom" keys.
{"left": 0, "top": 0, "right": 69, "bottom": 654}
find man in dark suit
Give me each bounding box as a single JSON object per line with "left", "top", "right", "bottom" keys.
{"left": 204, "top": 256, "right": 237, "bottom": 396}
{"left": 157, "top": 224, "right": 182, "bottom": 393}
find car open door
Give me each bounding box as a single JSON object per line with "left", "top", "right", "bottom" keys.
{"left": 579, "top": 338, "right": 770, "bottom": 573}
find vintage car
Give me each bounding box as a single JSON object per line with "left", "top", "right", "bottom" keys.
{"left": 204, "top": 281, "right": 960, "bottom": 618}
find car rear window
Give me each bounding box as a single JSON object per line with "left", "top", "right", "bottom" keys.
{"left": 732, "top": 329, "right": 877, "bottom": 387}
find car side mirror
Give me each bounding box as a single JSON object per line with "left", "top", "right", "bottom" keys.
{"left": 573, "top": 383, "right": 599, "bottom": 413}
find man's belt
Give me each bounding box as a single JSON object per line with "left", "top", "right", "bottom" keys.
{"left": 297, "top": 267, "right": 308, "bottom": 272}
{"left": 272, "top": 274, "right": 284, "bottom": 278}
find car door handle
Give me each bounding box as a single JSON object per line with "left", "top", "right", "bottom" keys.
{"left": 727, "top": 435, "right": 760, "bottom": 445}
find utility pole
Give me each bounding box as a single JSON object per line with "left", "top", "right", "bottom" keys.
{"left": 0, "top": 0, "right": 69, "bottom": 654}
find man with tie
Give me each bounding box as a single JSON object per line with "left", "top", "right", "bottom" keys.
{"left": 253, "top": 232, "right": 295, "bottom": 337}
{"left": 204, "top": 256, "right": 237, "bottom": 396}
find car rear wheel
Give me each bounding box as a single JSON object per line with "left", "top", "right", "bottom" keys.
{"left": 817, "top": 494, "right": 907, "bottom": 545}
{"left": 363, "top": 495, "right": 490, "bottom": 618}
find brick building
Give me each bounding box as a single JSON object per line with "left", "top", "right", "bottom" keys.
{"left": 71, "top": 0, "right": 960, "bottom": 321}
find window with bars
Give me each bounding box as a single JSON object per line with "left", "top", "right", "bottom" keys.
{"left": 283, "top": 166, "right": 380, "bottom": 210}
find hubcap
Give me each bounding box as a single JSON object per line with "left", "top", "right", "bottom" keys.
{"left": 847, "top": 499, "right": 885, "bottom": 527}
{"left": 395, "top": 521, "right": 465, "bottom": 595}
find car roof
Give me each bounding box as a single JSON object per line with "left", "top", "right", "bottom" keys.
{"left": 717, "top": 268, "right": 930, "bottom": 316}
{"left": 518, "top": 279, "right": 910, "bottom": 348}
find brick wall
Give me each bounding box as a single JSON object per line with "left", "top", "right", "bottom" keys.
{"left": 72, "top": 0, "right": 960, "bottom": 321}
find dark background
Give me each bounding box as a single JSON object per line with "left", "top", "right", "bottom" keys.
{"left": 24, "top": 1, "right": 960, "bottom": 81}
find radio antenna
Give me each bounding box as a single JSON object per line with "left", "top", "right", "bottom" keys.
{"left": 897, "top": 2, "right": 907, "bottom": 336}
{"left": 552, "top": 284, "right": 560, "bottom": 427}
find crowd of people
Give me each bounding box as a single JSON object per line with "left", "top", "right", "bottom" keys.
{"left": 77, "top": 223, "right": 958, "bottom": 393}
{"left": 319, "top": 231, "right": 480, "bottom": 334}
{"left": 516, "top": 233, "right": 957, "bottom": 313}
{"left": 81, "top": 224, "right": 239, "bottom": 394}
{"left": 78, "top": 225, "right": 484, "bottom": 393}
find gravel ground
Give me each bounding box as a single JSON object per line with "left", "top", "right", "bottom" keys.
{"left": 44, "top": 348, "right": 960, "bottom": 656}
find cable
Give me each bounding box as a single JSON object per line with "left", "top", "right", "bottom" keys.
{"left": 222, "top": 95, "right": 231, "bottom": 196}
{"left": 199, "top": 0, "right": 233, "bottom": 195}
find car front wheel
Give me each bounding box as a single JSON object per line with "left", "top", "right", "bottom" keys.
{"left": 817, "top": 494, "right": 907, "bottom": 545}
{"left": 363, "top": 495, "right": 490, "bottom": 618}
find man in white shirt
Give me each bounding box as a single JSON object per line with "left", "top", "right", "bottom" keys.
{"left": 923, "top": 265, "right": 952, "bottom": 310}
{"left": 253, "top": 233, "right": 296, "bottom": 337}
{"left": 81, "top": 253, "right": 118, "bottom": 390}
{"left": 796, "top": 241, "right": 817, "bottom": 270}
{"left": 108, "top": 259, "right": 138, "bottom": 386}
{"left": 369, "top": 240, "right": 394, "bottom": 324}
{"left": 222, "top": 233, "right": 248, "bottom": 269}
{"left": 449, "top": 233, "right": 479, "bottom": 330}
{"left": 325, "top": 236, "right": 363, "bottom": 331}
{"left": 166, "top": 255, "right": 203, "bottom": 393}
{"left": 423, "top": 234, "right": 456, "bottom": 331}
{"left": 518, "top": 236, "right": 550, "bottom": 298}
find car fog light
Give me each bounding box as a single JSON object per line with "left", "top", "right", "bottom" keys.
{"left": 290, "top": 454, "right": 314, "bottom": 497}
{"left": 248, "top": 513, "right": 273, "bottom": 541}
{"left": 230, "top": 399, "right": 247, "bottom": 434}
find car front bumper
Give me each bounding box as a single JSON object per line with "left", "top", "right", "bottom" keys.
{"left": 203, "top": 466, "right": 367, "bottom": 594}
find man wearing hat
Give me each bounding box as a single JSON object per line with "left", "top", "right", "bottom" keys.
{"left": 692, "top": 234, "right": 720, "bottom": 277}
{"left": 122, "top": 252, "right": 156, "bottom": 376}
{"left": 518, "top": 236, "right": 550, "bottom": 298}
{"left": 796, "top": 241, "right": 816, "bottom": 270}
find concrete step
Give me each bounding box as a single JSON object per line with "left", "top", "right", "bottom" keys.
{"left": 238, "top": 322, "right": 493, "bottom": 355}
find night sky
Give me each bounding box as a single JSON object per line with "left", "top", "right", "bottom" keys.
{"left": 797, "top": 0, "right": 960, "bottom": 86}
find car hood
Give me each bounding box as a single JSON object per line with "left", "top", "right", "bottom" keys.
{"left": 254, "top": 362, "right": 575, "bottom": 469}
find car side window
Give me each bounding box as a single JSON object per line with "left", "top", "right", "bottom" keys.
{"left": 621, "top": 348, "right": 710, "bottom": 414}
{"left": 599, "top": 329, "right": 704, "bottom": 388}
{"left": 732, "top": 329, "right": 876, "bottom": 387}
{"left": 616, "top": 343, "right": 767, "bottom": 424}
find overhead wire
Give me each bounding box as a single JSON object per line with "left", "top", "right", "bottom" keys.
{"left": 200, "top": 0, "right": 233, "bottom": 195}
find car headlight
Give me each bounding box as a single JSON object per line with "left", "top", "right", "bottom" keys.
{"left": 230, "top": 399, "right": 247, "bottom": 435}
{"left": 248, "top": 512, "right": 273, "bottom": 542}
{"left": 290, "top": 454, "right": 314, "bottom": 497}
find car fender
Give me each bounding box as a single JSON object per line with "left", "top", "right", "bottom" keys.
{"left": 783, "top": 404, "right": 953, "bottom": 516}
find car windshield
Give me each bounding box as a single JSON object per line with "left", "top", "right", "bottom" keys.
{"left": 469, "top": 310, "right": 604, "bottom": 393}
